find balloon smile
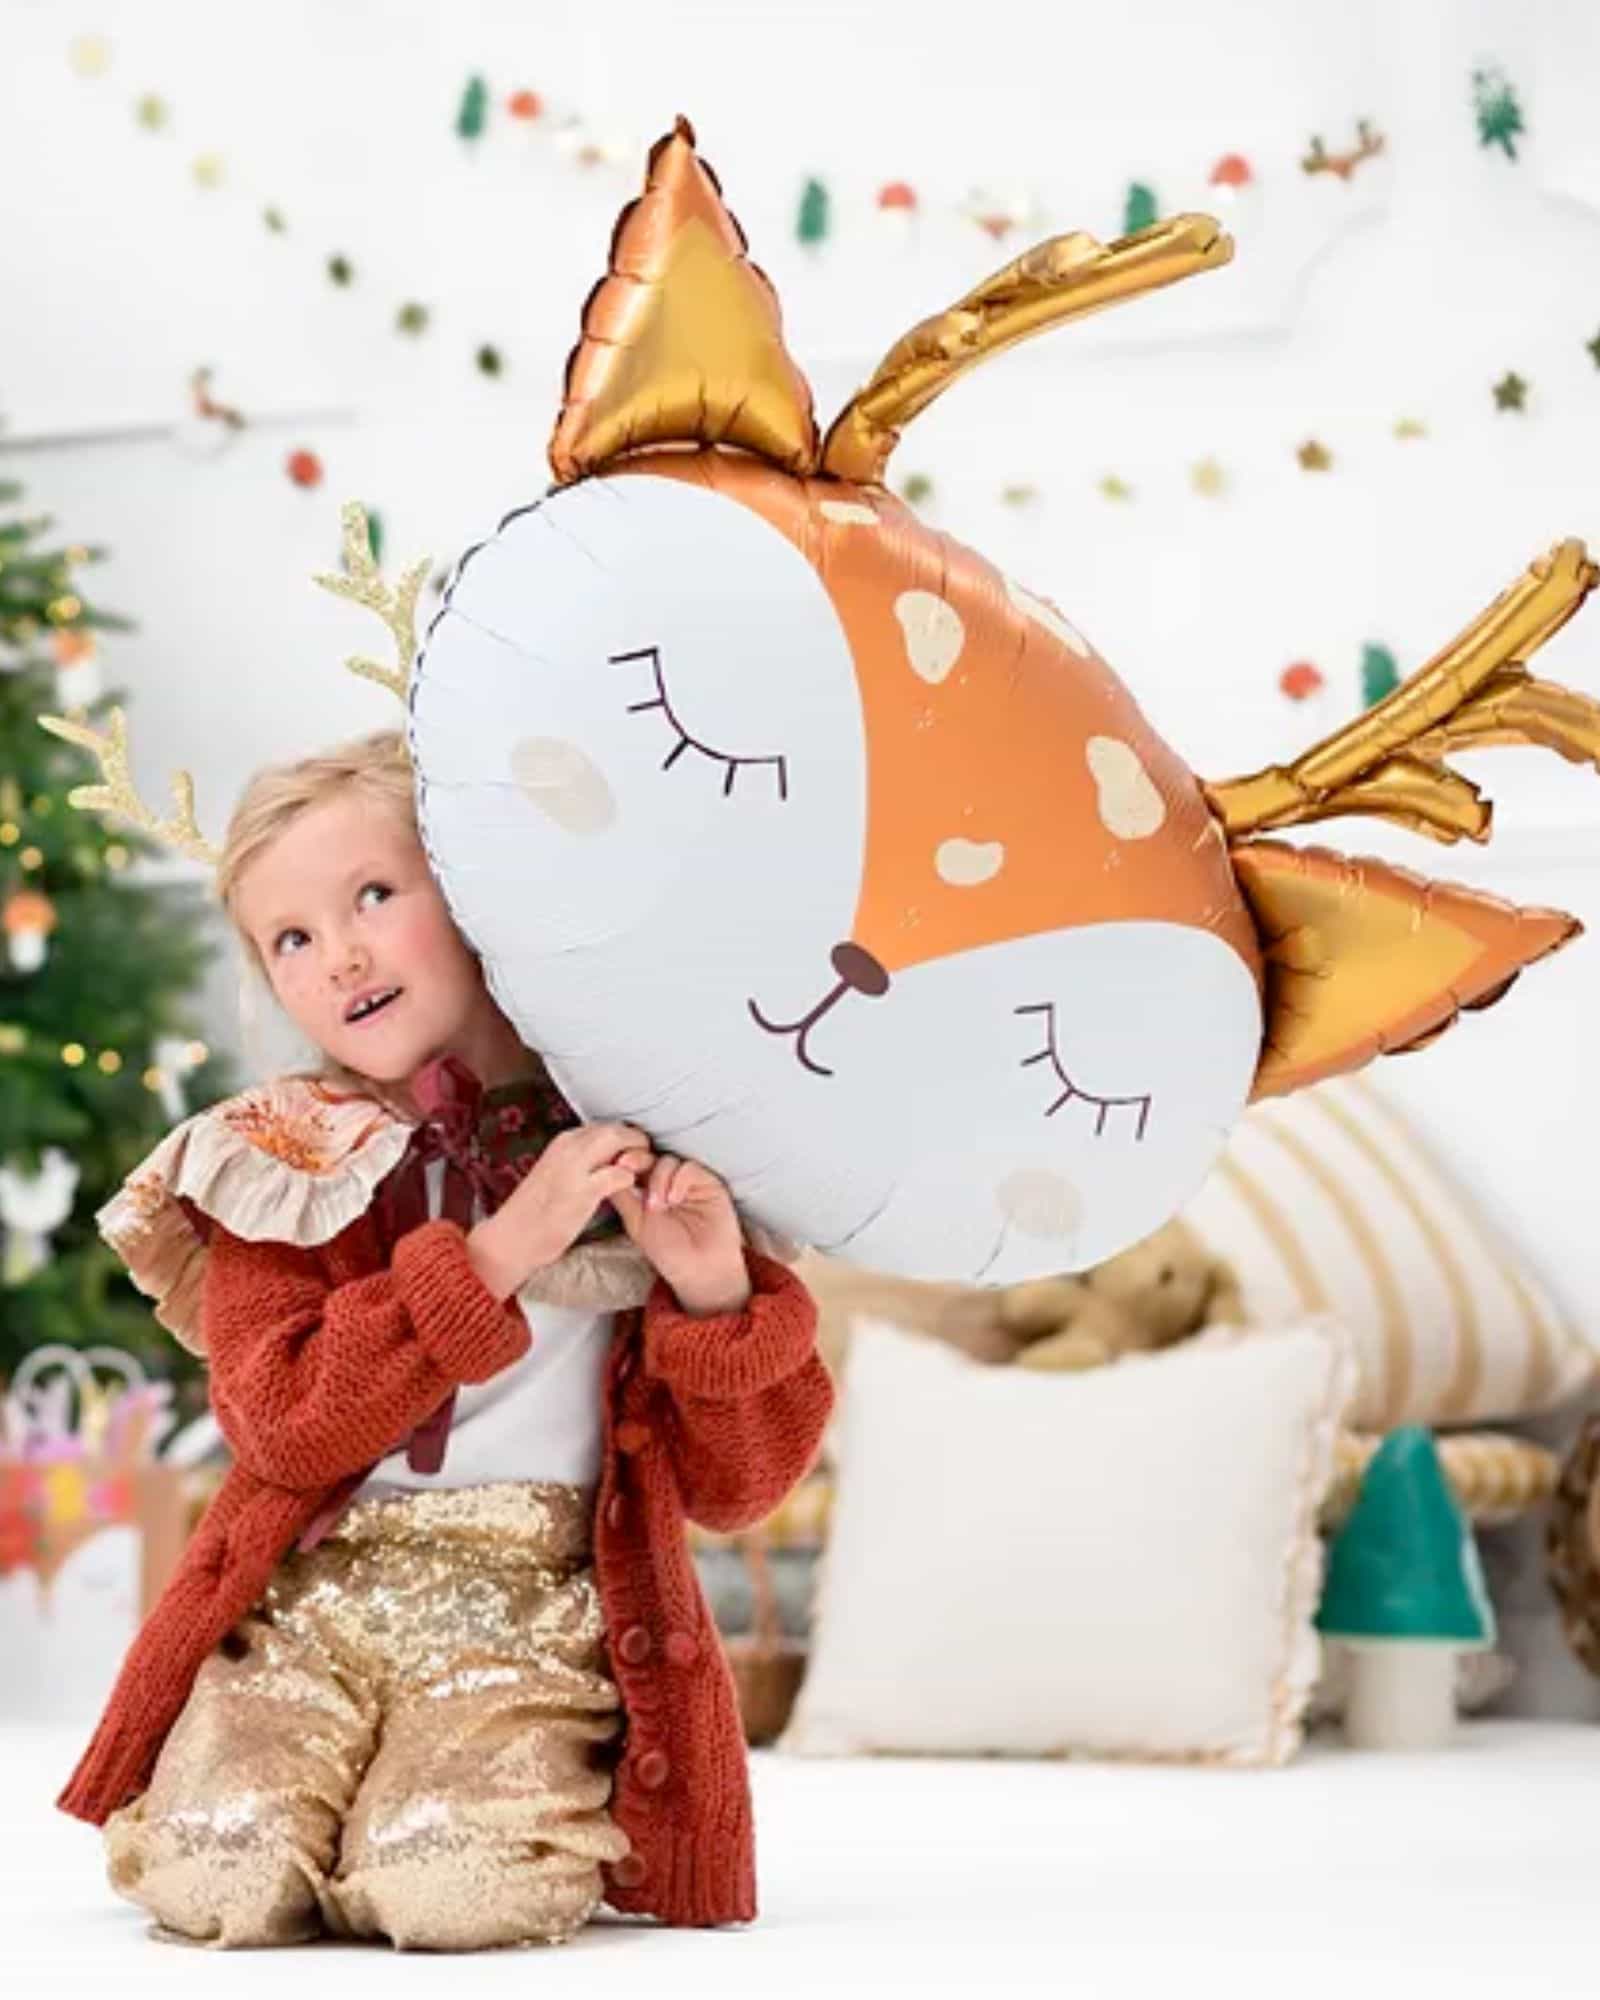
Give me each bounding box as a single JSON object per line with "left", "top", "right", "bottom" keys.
{"left": 748, "top": 943, "right": 892, "bottom": 1077}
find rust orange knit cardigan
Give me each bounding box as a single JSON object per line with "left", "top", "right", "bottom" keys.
{"left": 54, "top": 1206, "right": 831, "bottom": 1929}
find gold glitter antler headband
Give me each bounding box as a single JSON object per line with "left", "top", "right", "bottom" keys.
{"left": 35, "top": 503, "right": 426, "bottom": 869}
{"left": 35, "top": 706, "right": 222, "bottom": 867}
{"left": 310, "top": 501, "right": 431, "bottom": 704}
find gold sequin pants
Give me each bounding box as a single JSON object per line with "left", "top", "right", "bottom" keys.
{"left": 102, "top": 1481, "right": 632, "bottom": 1950}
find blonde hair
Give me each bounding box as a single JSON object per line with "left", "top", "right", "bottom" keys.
{"left": 220, "top": 728, "right": 425, "bottom": 1108}
{"left": 219, "top": 729, "right": 415, "bottom": 961}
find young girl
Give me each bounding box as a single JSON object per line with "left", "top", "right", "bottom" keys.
{"left": 54, "top": 726, "right": 832, "bottom": 1951}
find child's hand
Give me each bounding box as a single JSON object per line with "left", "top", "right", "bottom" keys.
{"left": 609, "top": 1155, "right": 752, "bottom": 1317}
{"left": 477, "top": 1123, "right": 653, "bottom": 1295}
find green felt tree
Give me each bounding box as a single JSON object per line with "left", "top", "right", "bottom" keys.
{"left": 1472, "top": 67, "right": 1525, "bottom": 161}
{"left": 456, "top": 74, "right": 489, "bottom": 144}
{"left": 796, "top": 178, "right": 830, "bottom": 248}
{"left": 1361, "top": 642, "right": 1401, "bottom": 710}
{"left": 0, "top": 478, "right": 230, "bottom": 1411}
{"left": 1318, "top": 1427, "right": 1495, "bottom": 1645}
{"left": 1122, "top": 183, "right": 1158, "bottom": 235}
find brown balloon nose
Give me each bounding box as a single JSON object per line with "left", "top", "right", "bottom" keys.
{"left": 830, "top": 943, "right": 891, "bottom": 998}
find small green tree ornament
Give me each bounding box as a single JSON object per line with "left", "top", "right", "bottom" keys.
{"left": 1318, "top": 1427, "right": 1495, "bottom": 1749}
{"left": 1122, "top": 183, "right": 1158, "bottom": 235}
{"left": 456, "top": 74, "right": 489, "bottom": 144}
{"left": 1472, "top": 66, "right": 1525, "bottom": 160}
{"left": 1361, "top": 643, "right": 1401, "bottom": 709}
{"left": 796, "top": 178, "right": 830, "bottom": 248}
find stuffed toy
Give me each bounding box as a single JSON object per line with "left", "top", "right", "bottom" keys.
{"left": 801, "top": 1216, "right": 1242, "bottom": 1385}
{"left": 995, "top": 1217, "right": 1243, "bottom": 1371}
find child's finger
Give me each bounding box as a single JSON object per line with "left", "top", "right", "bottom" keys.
{"left": 646, "top": 1155, "right": 679, "bottom": 1211}
{"left": 579, "top": 1122, "right": 652, "bottom": 1167}
{"left": 607, "top": 1178, "right": 644, "bottom": 1231}
{"left": 614, "top": 1147, "right": 655, "bottom": 1177}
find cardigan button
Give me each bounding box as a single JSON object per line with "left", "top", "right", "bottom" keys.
{"left": 611, "top": 1852, "right": 648, "bottom": 1889}
{"left": 665, "top": 1630, "right": 699, "bottom": 1667}
{"left": 615, "top": 1420, "right": 651, "bottom": 1455}
{"left": 618, "top": 1624, "right": 652, "bottom": 1666}
{"left": 634, "top": 1749, "right": 671, "bottom": 1791}
{"left": 603, "top": 1492, "right": 627, "bottom": 1532}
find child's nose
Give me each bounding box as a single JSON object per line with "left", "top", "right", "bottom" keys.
{"left": 332, "top": 940, "right": 370, "bottom": 984}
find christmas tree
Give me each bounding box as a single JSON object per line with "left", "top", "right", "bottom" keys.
{"left": 796, "top": 178, "right": 830, "bottom": 248}
{"left": 0, "top": 477, "right": 230, "bottom": 1412}
{"left": 1122, "top": 183, "right": 1158, "bottom": 235}
{"left": 1472, "top": 67, "right": 1525, "bottom": 161}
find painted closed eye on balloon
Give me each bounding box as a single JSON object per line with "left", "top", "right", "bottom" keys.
{"left": 609, "top": 646, "right": 789, "bottom": 800}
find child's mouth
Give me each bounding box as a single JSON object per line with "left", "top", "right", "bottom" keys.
{"left": 346, "top": 987, "right": 403, "bottom": 1026}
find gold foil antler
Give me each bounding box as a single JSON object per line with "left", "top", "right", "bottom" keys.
{"left": 36, "top": 706, "right": 221, "bottom": 866}
{"left": 821, "top": 214, "right": 1234, "bottom": 485}
{"left": 1205, "top": 538, "right": 1600, "bottom": 845}
{"left": 311, "top": 502, "right": 429, "bottom": 704}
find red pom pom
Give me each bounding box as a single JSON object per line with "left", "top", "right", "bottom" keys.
{"left": 878, "top": 181, "right": 917, "bottom": 212}
{"left": 508, "top": 89, "right": 543, "bottom": 120}
{"left": 286, "top": 448, "right": 323, "bottom": 489}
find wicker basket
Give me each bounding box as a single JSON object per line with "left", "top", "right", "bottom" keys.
{"left": 721, "top": 1526, "right": 808, "bottom": 1745}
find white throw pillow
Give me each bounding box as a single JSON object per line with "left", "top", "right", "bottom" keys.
{"left": 780, "top": 1316, "right": 1354, "bottom": 1765}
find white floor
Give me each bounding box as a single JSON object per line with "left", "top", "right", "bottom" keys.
{"left": 7, "top": 1720, "right": 1595, "bottom": 1997}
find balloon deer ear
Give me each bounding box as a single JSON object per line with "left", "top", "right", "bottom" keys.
{"left": 547, "top": 117, "right": 819, "bottom": 485}
{"left": 1235, "top": 841, "right": 1577, "bottom": 1102}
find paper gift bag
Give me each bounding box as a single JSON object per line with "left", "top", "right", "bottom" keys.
{"left": 0, "top": 1344, "right": 195, "bottom": 1722}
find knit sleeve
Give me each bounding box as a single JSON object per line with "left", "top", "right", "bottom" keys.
{"left": 641, "top": 1252, "right": 834, "bottom": 1533}
{"left": 204, "top": 1216, "right": 531, "bottom": 1490}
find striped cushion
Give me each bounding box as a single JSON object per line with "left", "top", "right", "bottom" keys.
{"left": 1182, "top": 1075, "right": 1594, "bottom": 1430}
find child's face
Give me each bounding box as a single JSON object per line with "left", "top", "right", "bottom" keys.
{"left": 236, "top": 793, "right": 505, "bottom": 1085}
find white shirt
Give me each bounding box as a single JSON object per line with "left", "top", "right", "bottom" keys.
{"left": 353, "top": 1156, "right": 612, "bottom": 1499}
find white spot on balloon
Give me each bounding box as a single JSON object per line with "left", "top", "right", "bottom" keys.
{"left": 996, "top": 1169, "right": 1081, "bottom": 1240}
{"left": 936, "top": 838, "right": 1005, "bottom": 886}
{"left": 1004, "top": 575, "right": 1091, "bottom": 658}
{"left": 509, "top": 737, "right": 616, "bottom": 836}
{"left": 1085, "top": 736, "right": 1166, "bottom": 840}
{"left": 819, "top": 500, "right": 879, "bottom": 526}
{"left": 894, "top": 591, "right": 965, "bottom": 684}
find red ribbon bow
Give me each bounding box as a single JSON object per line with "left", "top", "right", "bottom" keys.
{"left": 294, "top": 1053, "right": 572, "bottom": 1551}
{"left": 378, "top": 1052, "right": 527, "bottom": 1240}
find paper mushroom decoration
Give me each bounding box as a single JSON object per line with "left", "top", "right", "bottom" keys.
{"left": 1317, "top": 1427, "right": 1496, "bottom": 1750}
{"left": 402, "top": 118, "right": 1600, "bottom": 1285}
{"left": 3, "top": 890, "right": 58, "bottom": 974}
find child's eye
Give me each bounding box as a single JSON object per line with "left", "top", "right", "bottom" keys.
{"left": 273, "top": 926, "right": 309, "bottom": 957}
{"left": 357, "top": 881, "right": 392, "bottom": 910}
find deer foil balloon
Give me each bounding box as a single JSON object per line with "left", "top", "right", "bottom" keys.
{"left": 407, "top": 118, "right": 1600, "bottom": 1284}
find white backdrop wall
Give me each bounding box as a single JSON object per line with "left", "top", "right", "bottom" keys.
{"left": 2, "top": 0, "right": 1598, "bottom": 1316}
